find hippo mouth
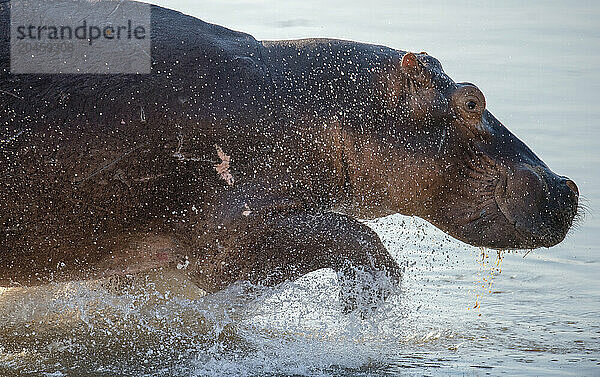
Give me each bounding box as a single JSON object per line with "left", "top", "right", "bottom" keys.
{"left": 493, "top": 185, "right": 562, "bottom": 249}
{"left": 462, "top": 169, "right": 579, "bottom": 250}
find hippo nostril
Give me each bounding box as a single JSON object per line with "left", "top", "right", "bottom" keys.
{"left": 565, "top": 179, "right": 579, "bottom": 197}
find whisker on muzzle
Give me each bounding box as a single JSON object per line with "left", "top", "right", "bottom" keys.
{"left": 572, "top": 195, "right": 591, "bottom": 227}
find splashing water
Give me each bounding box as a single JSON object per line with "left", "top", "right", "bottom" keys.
{"left": 0, "top": 215, "right": 598, "bottom": 376}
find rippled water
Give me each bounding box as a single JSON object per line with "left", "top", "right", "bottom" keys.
{"left": 1, "top": 0, "right": 599, "bottom": 376}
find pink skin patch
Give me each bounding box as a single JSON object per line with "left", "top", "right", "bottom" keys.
{"left": 155, "top": 251, "right": 170, "bottom": 263}
{"left": 96, "top": 237, "right": 176, "bottom": 279}
{"left": 214, "top": 145, "right": 235, "bottom": 186}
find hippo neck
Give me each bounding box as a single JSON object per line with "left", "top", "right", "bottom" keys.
{"left": 242, "top": 39, "right": 404, "bottom": 216}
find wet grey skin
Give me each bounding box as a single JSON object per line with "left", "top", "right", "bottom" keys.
{"left": 0, "top": 1, "right": 579, "bottom": 313}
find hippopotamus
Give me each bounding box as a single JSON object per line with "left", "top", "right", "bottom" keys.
{"left": 0, "top": 1, "right": 579, "bottom": 311}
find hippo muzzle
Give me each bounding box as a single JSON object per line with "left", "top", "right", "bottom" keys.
{"left": 494, "top": 155, "right": 579, "bottom": 249}
{"left": 442, "top": 110, "right": 580, "bottom": 250}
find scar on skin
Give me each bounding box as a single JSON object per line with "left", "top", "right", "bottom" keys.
{"left": 214, "top": 144, "right": 235, "bottom": 186}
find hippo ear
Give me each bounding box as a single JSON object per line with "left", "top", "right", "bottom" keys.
{"left": 376, "top": 52, "right": 432, "bottom": 108}
{"left": 400, "top": 52, "right": 428, "bottom": 80}
{"left": 401, "top": 52, "right": 419, "bottom": 69}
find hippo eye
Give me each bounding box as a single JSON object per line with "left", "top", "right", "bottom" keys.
{"left": 453, "top": 84, "right": 486, "bottom": 118}
{"left": 464, "top": 97, "right": 481, "bottom": 113}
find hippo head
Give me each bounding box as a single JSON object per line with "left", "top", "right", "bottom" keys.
{"left": 346, "top": 52, "right": 579, "bottom": 249}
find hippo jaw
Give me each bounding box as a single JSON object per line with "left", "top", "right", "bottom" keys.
{"left": 433, "top": 171, "right": 579, "bottom": 250}
{"left": 433, "top": 172, "right": 579, "bottom": 250}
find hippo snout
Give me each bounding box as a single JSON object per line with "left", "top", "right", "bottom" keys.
{"left": 495, "top": 164, "right": 579, "bottom": 248}
{"left": 545, "top": 173, "right": 579, "bottom": 244}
